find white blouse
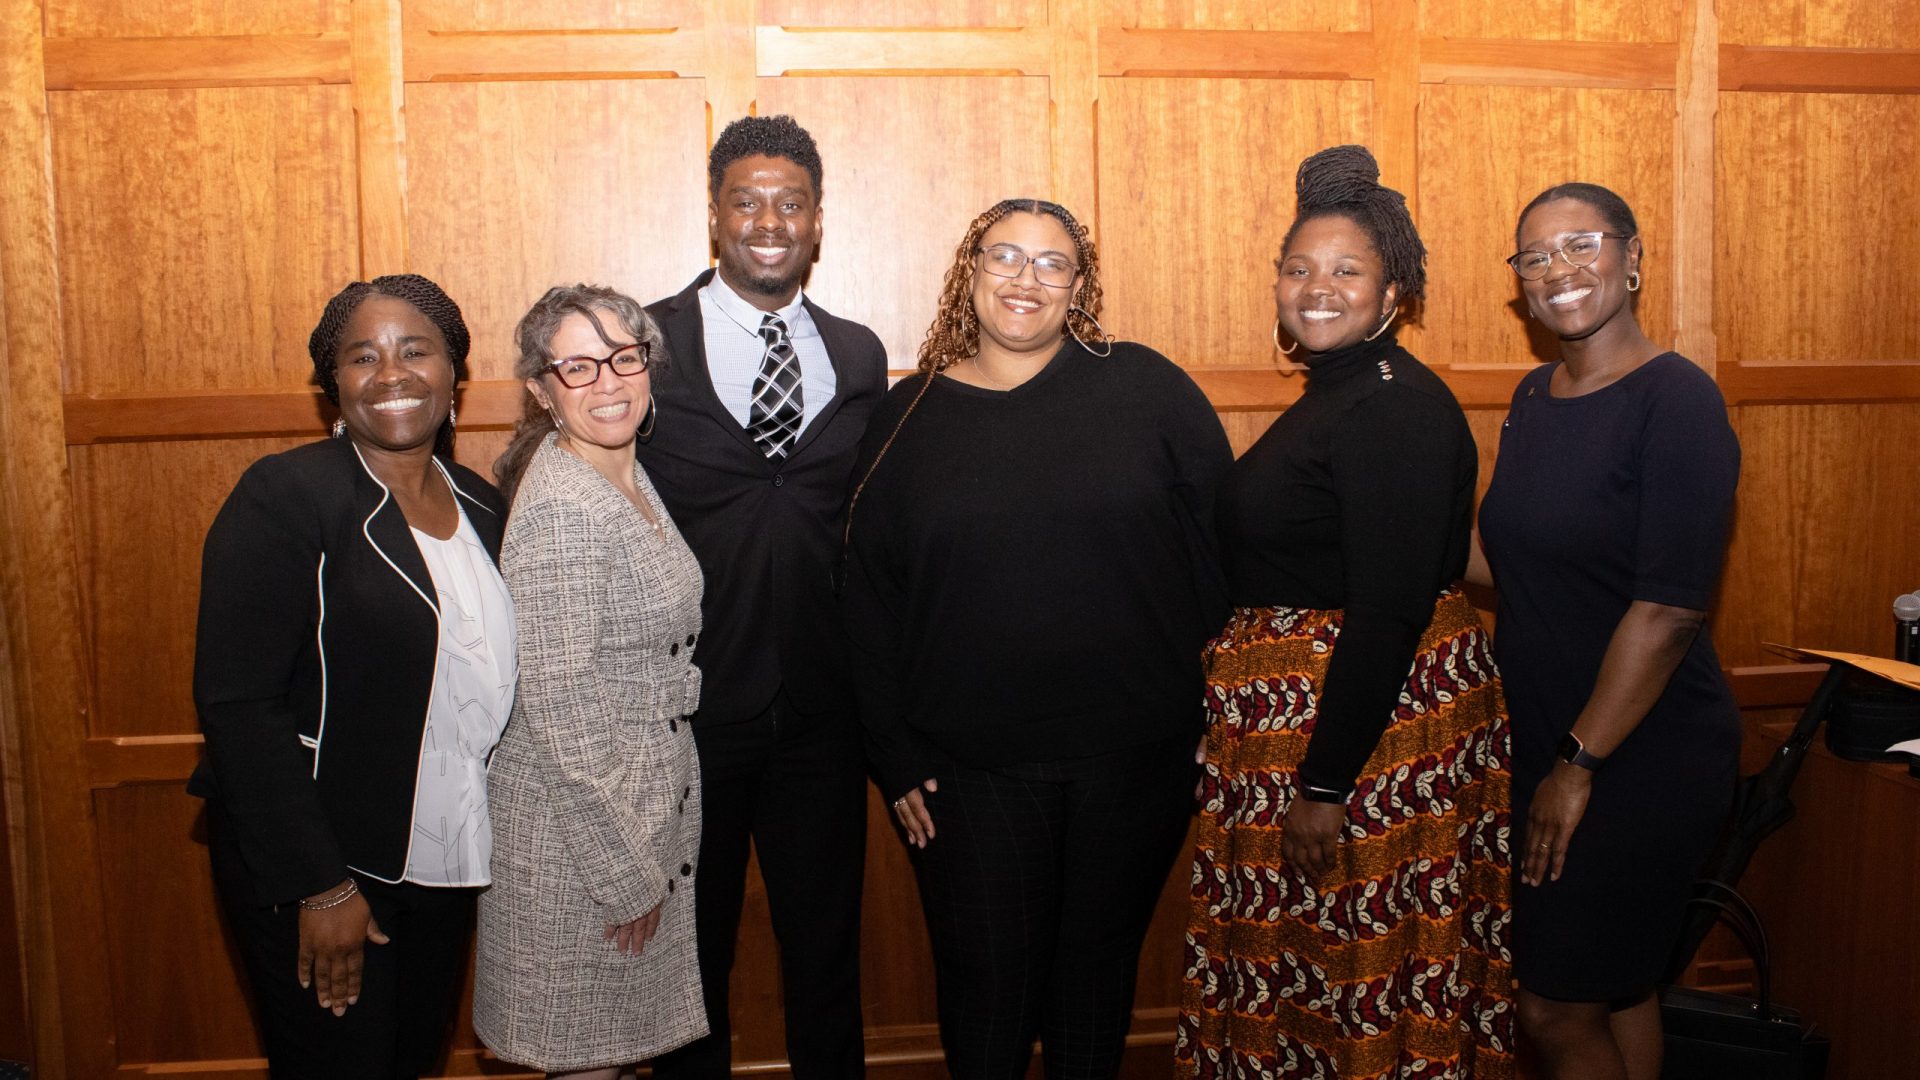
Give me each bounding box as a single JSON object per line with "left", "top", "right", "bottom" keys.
{"left": 405, "top": 509, "right": 518, "bottom": 887}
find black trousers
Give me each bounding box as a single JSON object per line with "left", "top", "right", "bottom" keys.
{"left": 912, "top": 733, "right": 1197, "bottom": 1080}
{"left": 207, "top": 813, "right": 474, "bottom": 1080}
{"left": 650, "top": 694, "right": 869, "bottom": 1079}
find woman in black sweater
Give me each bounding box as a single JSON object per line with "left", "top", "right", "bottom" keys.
{"left": 1174, "top": 147, "right": 1514, "bottom": 1080}
{"left": 843, "top": 198, "right": 1232, "bottom": 1078}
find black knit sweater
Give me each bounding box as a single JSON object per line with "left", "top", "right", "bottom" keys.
{"left": 843, "top": 340, "right": 1233, "bottom": 801}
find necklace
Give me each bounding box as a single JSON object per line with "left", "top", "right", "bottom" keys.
{"left": 969, "top": 356, "right": 1020, "bottom": 391}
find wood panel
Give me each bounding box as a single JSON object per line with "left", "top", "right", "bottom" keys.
{"left": 70, "top": 439, "right": 306, "bottom": 740}
{"left": 47, "top": 86, "right": 359, "bottom": 394}
{"left": 43, "top": 0, "right": 345, "bottom": 38}
{"left": 42, "top": 36, "right": 352, "bottom": 92}
{"left": 403, "top": 0, "right": 695, "bottom": 31}
{"left": 1734, "top": 714, "right": 1920, "bottom": 1080}
{"left": 758, "top": 76, "right": 1054, "bottom": 368}
{"left": 95, "top": 783, "right": 259, "bottom": 1065}
{"left": 1097, "top": 77, "right": 1372, "bottom": 368}
{"left": 7, "top": 0, "right": 1920, "bottom": 1077}
{"left": 1, "top": 0, "right": 118, "bottom": 1072}
{"left": 404, "top": 78, "right": 710, "bottom": 379}
{"left": 1418, "top": 0, "right": 1676, "bottom": 43}
{"left": 1716, "top": 403, "right": 1920, "bottom": 669}
{"left": 1414, "top": 83, "right": 1675, "bottom": 366}
{"left": 761, "top": 0, "right": 1026, "bottom": 27}
{"left": 1103, "top": 0, "right": 1365, "bottom": 31}
{"left": 0, "top": 512, "right": 30, "bottom": 1062}
{"left": 1716, "top": 92, "right": 1920, "bottom": 365}
{"left": 1719, "top": 0, "right": 1920, "bottom": 49}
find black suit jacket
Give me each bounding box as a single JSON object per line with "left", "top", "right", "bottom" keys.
{"left": 639, "top": 270, "right": 888, "bottom": 725}
{"left": 189, "top": 436, "right": 507, "bottom": 905}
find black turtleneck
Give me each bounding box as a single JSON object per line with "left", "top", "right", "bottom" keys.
{"left": 1216, "top": 334, "right": 1478, "bottom": 793}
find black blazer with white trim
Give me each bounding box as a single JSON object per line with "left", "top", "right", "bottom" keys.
{"left": 189, "top": 435, "right": 507, "bottom": 907}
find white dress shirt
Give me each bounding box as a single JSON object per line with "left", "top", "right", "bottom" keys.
{"left": 698, "top": 274, "right": 838, "bottom": 437}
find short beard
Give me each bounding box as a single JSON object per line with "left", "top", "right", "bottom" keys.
{"left": 738, "top": 267, "right": 801, "bottom": 297}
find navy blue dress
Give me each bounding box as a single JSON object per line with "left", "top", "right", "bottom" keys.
{"left": 1478, "top": 352, "right": 1741, "bottom": 1001}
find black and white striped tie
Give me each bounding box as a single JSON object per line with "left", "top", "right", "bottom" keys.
{"left": 748, "top": 313, "right": 805, "bottom": 459}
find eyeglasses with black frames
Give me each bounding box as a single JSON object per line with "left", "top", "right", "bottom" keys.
{"left": 976, "top": 244, "right": 1079, "bottom": 289}
{"left": 1506, "top": 232, "right": 1631, "bottom": 281}
{"left": 547, "top": 342, "right": 651, "bottom": 388}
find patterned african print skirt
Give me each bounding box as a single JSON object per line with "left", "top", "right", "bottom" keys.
{"left": 1176, "top": 590, "right": 1515, "bottom": 1080}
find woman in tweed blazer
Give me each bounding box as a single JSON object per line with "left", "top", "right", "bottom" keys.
{"left": 475, "top": 285, "right": 707, "bottom": 1076}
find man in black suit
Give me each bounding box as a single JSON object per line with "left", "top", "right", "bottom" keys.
{"left": 639, "top": 114, "right": 885, "bottom": 1079}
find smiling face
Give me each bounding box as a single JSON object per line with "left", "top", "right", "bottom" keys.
{"left": 332, "top": 295, "right": 455, "bottom": 453}
{"left": 1515, "top": 196, "right": 1641, "bottom": 342}
{"left": 1273, "top": 213, "right": 1398, "bottom": 356}
{"left": 529, "top": 308, "right": 651, "bottom": 453}
{"left": 970, "top": 211, "right": 1079, "bottom": 362}
{"left": 709, "top": 153, "right": 822, "bottom": 309}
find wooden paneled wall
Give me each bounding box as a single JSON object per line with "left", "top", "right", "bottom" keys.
{"left": 1, "top": 0, "right": 1917, "bottom": 1077}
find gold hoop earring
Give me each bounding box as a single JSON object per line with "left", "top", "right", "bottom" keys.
{"left": 636, "top": 397, "right": 657, "bottom": 440}
{"left": 1067, "top": 305, "right": 1114, "bottom": 358}
{"left": 1273, "top": 320, "right": 1298, "bottom": 356}
{"left": 1364, "top": 306, "right": 1398, "bottom": 343}
{"left": 1626, "top": 271, "right": 1642, "bottom": 293}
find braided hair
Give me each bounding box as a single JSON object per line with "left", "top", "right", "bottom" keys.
{"left": 1283, "top": 145, "right": 1427, "bottom": 306}
{"left": 709, "top": 114, "right": 823, "bottom": 199}
{"left": 308, "top": 274, "right": 470, "bottom": 454}
{"left": 492, "top": 284, "right": 665, "bottom": 506}
{"left": 917, "top": 198, "right": 1104, "bottom": 375}
{"left": 1516, "top": 181, "right": 1639, "bottom": 244}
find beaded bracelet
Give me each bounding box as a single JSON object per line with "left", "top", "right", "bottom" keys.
{"left": 298, "top": 879, "right": 360, "bottom": 911}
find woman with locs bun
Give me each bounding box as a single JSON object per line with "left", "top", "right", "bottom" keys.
{"left": 1176, "top": 146, "right": 1515, "bottom": 1079}
{"left": 1475, "top": 183, "right": 1740, "bottom": 1080}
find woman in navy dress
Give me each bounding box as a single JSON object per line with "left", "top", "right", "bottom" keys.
{"left": 1476, "top": 183, "right": 1741, "bottom": 1080}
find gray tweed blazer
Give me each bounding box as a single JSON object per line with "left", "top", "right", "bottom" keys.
{"left": 474, "top": 436, "right": 707, "bottom": 1070}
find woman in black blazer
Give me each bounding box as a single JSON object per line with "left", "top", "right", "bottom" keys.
{"left": 190, "top": 275, "right": 516, "bottom": 1079}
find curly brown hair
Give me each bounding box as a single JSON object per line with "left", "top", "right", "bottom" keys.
{"left": 915, "top": 198, "right": 1105, "bottom": 374}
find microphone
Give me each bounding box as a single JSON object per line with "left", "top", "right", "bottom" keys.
{"left": 1896, "top": 592, "right": 1920, "bottom": 664}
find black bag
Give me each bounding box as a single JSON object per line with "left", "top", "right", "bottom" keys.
{"left": 1661, "top": 882, "right": 1829, "bottom": 1079}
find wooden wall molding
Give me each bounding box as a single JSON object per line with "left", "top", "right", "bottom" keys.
{"left": 1420, "top": 38, "right": 1678, "bottom": 89}
{"left": 1097, "top": 29, "right": 1374, "bottom": 79}
{"left": 1720, "top": 45, "right": 1920, "bottom": 95}
{"left": 58, "top": 361, "right": 1920, "bottom": 444}
{"left": 757, "top": 26, "right": 1053, "bottom": 76}
{"left": 1672, "top": 0, "right": 1718, "bottom": 370}
{"left": 403, "top": 29, "right": 703, "bottom": 82}
{"left": 0, "top": 0, "right": 114, "bottom": 1074}
{"left": 82, "top": 665, "right": 1836, "bottom": 790}
{"left": 42, "top": 35, "right": 351, "bottom": 90}
{"left": 353, "top": 0, "right": 409, "bottom": 274}
{"left": 37, "top": 29, "right": 1920, "bottom": 97}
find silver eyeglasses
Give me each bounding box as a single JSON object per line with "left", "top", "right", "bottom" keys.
{"left": 976, "top": 244, "right": 1079, "bottom": 289}
{"left": 1506, "top": 232, "right": 1631, "bottom": 280}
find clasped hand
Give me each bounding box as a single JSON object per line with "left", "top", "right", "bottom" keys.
{"left": 1281, "top": 799, "right": 1348, "bottom": 880}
